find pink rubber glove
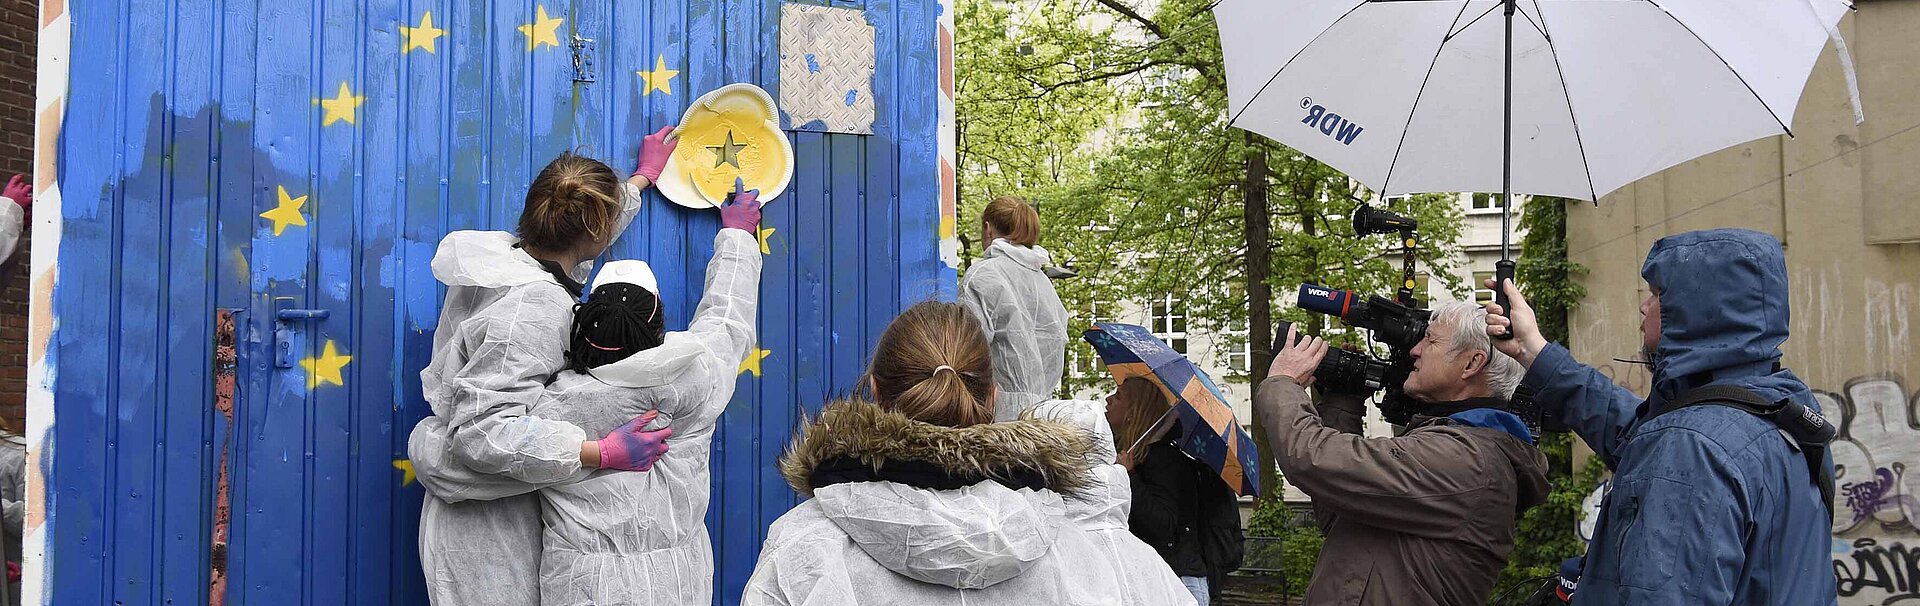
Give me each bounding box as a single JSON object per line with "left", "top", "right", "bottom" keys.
{"left": 634, "top": 126, "right": 679, "bottom": 183}
{"left": 596, "top": 410, "right": 672, "bottom": 472}
{"left": 4, "top": 174, "right": 31, "bottom": 222}
{"left": 720, "top": 177, "right": 761, "bottom": 232}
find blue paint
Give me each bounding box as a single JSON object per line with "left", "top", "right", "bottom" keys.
{"left": 50, "top": 2, "right": 947, "bottom": 604}
{"left": 805, "top": 53, "right": 820, "bottom": 73}
{"left": 845, "top": 89, "right": 859, "bottom": 106}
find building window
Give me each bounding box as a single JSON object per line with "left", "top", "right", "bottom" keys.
{"left": 1225, "top": 322, "right": 1251, "bottom": 373}
{"left": 1150, "top": 295, "right": 1188, "bottom": 354}
{"left": 1473, "top": 271, "right": 1497, "bottom": 304}
{"left": 1471, "top": 192, "right": 1506, "bottom": 211}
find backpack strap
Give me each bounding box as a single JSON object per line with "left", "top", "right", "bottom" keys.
{"left": 1649, "top": 385, "right": 1838, "bottom": 523}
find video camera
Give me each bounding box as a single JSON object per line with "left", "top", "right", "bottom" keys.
{"left": 1275, "top": 202, "right": 1543, "bottom": 428}
{"left": 1272, "top": 203, "right": 1432, "bottom": 424}
{"left": 1277, "top": 283, "right": 1430, "bottom": 425}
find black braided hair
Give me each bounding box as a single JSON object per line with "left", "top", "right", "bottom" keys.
{"left": 565, "top": 282, "right": 666, "bottom": 373}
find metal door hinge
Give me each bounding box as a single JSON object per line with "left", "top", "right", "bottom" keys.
{"left": 571, "top": 35, "right": 596, "bottom": 83}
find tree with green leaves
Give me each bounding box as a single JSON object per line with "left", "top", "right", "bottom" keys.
{"left": 1487, "top": 195, "right": 1603, "bottom": 605}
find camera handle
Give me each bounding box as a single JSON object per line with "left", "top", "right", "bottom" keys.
{"left": 1494, "top": 259, "right": 1516, "bottom": 340}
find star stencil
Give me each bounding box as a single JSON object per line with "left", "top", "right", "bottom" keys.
{"left": 708, "top": 132, "right": 746, "bottom": 169}
{"left": 758, "top": 226, "right": 776, "bottom": 255}
{"left": 400, "top": 11, "right": 446, "bottom": 54}
{"left": 519, "top": 5, "right": 564, "bottom": 51}
{"left": 637, "top": 55, "right": 680, "bottom": 95}
{"left": 300, "top": 340, "right": 354, "bottom": 389}
{"left": 260, "top": 185, "right": 308, "bottom": 236}
{"left": 317, "top": 82, "right": 365, "bottom": 126}
{"left": 739, "top": 348, "right": 772, "bottom": 377}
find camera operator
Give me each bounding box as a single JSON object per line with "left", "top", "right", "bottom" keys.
{"left": 1485, "top": 229, "right": 1836, "bottom": 605}
{"left": 1254, "top": 302, "right": 1549, "bottom": 606}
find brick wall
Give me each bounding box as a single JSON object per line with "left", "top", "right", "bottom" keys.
{"left": 0, "top": 0, "right": 35, "bottom": 433}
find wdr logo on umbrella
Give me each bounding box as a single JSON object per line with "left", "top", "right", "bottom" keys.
{"left": 1300, "top": 97, "right": 1363, "bottom": 146}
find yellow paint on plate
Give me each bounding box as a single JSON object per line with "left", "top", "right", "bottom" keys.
{"left": 659, "top": 83, "right": 794, "bottom": 209}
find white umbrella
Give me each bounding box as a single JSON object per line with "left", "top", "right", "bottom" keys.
{"left": 1214, "top": 0, "right": 1857, "bottom": 300}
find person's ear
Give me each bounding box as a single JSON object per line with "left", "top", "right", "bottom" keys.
{"left": 1462, "top": 349, "right": 1488, "bottom": 379}
{"left": 986, "top": 384, "right": 999, "bottom": 410}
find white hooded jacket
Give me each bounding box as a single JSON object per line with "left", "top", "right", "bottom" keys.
{"left": 743, "top": 399, "right": 1178, "bottom": 606}
{"left": 959, "top": 238, "right": 1068, "bottom": 421}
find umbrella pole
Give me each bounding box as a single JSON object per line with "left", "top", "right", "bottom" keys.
{"left": 1494, "top": 0, "right": 1518, "bottom": 325}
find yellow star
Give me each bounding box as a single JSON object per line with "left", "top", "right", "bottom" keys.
{"left": 393, "top": 459, "right": 417, "bottom": 487}
{"left": 259, "top": 185, "right": 308, "bottom": 236}
{"left": 317, "top": 82, "right": 365, "bottom": 126}
{"left": 518, "top": 5, "right": 564, "bottom": 51}
{"left": 637, "top": 55, "right": 680, "bottom": 96}
{"left": 300, "top": 340, "right": 354, "bottom": 389}
{"left": 758, "top": 226, "right": 776, "bottom": 255}
{"left": 739, "top": 348, "right": 772, "bottom": 377}
{"left": 400, "top": 11, "right": 445, "bottom": 54}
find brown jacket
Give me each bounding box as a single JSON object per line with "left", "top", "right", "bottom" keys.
{"left": 1253, "top": 378, "right": 1550, "bottom": 605}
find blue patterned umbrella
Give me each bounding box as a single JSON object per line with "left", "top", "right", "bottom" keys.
{"left": 1086, "top": 323, "right": 1261, "bottom": 497}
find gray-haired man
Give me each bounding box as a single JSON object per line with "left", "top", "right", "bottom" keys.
{"left": 1254, "top": 302, "right": 1550, "bottom": 605}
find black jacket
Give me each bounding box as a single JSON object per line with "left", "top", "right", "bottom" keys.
{"left": 1128, "top": 439, "right": 1244, "bottom": 594}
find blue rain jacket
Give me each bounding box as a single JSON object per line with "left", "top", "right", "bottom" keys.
{"left": 1524, "top": 229, "right": 1835, "bottom": 605}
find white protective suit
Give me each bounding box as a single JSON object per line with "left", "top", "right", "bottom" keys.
{"left": 408, "top": 183, "right": 642, "bottom": 606}
{"left": 0, "top": 195, "right": 23, "bottom": 264}
{"left": 538, "top": 231, "right": 757, "bottom": 604}
{"left": 959, "top": 238, "right": 1068, "bottom": 421}
{"left": 1027, "top": 399, "right": 1198, "bottom": 606}
{"left": 743, "top": 399, "right": 1167, "bottom": 606}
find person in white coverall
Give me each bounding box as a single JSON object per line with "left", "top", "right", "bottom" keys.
{"left": 958, "top": 196, "right": 1068, "bottom": 421}
{"left": 1027, "top": 399, "right": 1198, "bottom": 606}
{"left": 407, "top": 135, "right": 679, "bottom": 606}
{"left": 743, "top": 302, "right": 1183, "bottom": 606}
{"left": 413, "top": 183, "right": 762, "bottom": 605}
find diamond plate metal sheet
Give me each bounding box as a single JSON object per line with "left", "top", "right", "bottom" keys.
{"left": 780, "top": 3, "right": 877, "bottom": 134}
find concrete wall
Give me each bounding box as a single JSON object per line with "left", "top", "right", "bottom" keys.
{"left": 1564, "top": 5, "right": 1920, "bottom": 603}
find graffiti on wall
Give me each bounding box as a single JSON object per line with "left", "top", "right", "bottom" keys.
{"left": 1824, "top": 375, "right": 1920, "bottom": 605}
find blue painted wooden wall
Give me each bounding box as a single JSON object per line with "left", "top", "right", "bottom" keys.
{"left": 45, "top": 0, "right": 945, "bottom": 603}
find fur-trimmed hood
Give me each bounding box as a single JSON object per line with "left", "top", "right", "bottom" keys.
{"left": 779, "top": 399, "right": 1098, "bottom": 498}
{"left": 773, "top": 399, "right": 1102, "bottom": 590}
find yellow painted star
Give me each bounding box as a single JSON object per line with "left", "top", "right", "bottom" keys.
{"left": 317, "top": 82, "right": 365, "bottom": 126}
{"left": 637, "top": 55, "right": 680, "bottom": 96}
{"left": 259, "top": 185, "right": 308, "bottom": 236}
{"left": 300, "top": 340, "right": 354, "bottom": 389}
{"left": 739, "top": 348, "right": 772, "bottom": 377}
{"left": 400, "top": 11, "right": 445, "bottom": 54}
{"left": 393, "top": 459, "right": 417, "bottom": 487}
{"left": 758, "top": 226, "right": 776, "bottom": 255}
{"left": 518, "top": 5, "right": 564, "bottom": 51}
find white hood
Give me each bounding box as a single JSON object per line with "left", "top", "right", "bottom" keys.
{"left": 429, "top": 231, "right": 558, "bottom": 289}
{"left": 813, "top": 481, "right": 1068, "bottom": 590}
{"left": 983, "top": 238, "right": 1053, "bottom": 272}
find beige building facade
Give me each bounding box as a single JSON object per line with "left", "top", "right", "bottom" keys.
{"left": 1563, "top": 4, "right": 1920, "bottom": 603}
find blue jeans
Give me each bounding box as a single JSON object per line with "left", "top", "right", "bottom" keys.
{"left": 1180, "top": 576, "right": 1209, "bottom": 606}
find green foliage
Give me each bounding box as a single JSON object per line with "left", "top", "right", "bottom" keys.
{"left": 1489, "top": 194, "right": 1602, "bottom": 605}
{"left": 1246, "top": 497, "right": 1326, "bottom": 587}
{"left": 1515, "top": 196, "right": 1587, "bottom": 345}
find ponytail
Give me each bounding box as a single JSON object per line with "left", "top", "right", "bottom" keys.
{"left": 868, "top": 302, "right": 996, "bottom": 428}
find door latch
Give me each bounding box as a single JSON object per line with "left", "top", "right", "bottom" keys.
{"left": 570, "top": 34, "right": 596, "bottom": 83}
{"left": 273, "top": 297, "right": 330, "bottom": 368}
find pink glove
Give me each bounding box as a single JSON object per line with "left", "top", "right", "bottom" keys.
{"left": 634, "top": 126, "right": 678, "bottom": 183}
{"left": 4, "top": 174, "right": 30, "bottom": 221}
{"left": 596, "top": 410, "right": 672, "bottom": 471}
{"left": 720, "top": 178, "right": 761, "bottom": 232}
